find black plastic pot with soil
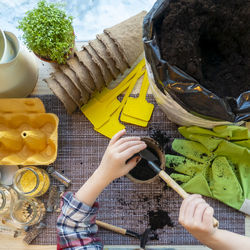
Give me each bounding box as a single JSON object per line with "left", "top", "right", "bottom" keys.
{"left": 143, "top": 0, "right": 250, "bottom": 122}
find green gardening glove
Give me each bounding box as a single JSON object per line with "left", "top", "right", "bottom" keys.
{"left": 166, "top": 125, "right": 250, "bottom": 215}
{"left": 167, "top": 154, "right": 245, "bottom": 212}
{"left": 178, "top": 125, "right": 250, "bottom": 214}
{"left": 166, "top": 153, "right": 213, "bottom": 197}
{"left": 178, "top": 125, "right": 250, "bottom": 164}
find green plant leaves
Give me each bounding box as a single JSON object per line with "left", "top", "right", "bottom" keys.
{"left": 17, "top": 0, "right": 74, "bottom": 64}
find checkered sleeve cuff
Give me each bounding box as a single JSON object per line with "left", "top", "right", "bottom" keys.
{"left": 57, "top": 192, "right": 102, "bottom": 249}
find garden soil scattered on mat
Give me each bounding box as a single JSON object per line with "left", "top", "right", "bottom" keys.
{"left": 129, "top": 146, "right": 160, "bottom": 181}
{"left": 116, "top": 192, "right": 175, "bottom": 241}
{"left": 149, "top": 128, "right": 183, "bottom": 187}
{"left": 148, "top": 210, "right": 174, "bottom": 240}
{"left": 149, "top": 127, "right": 170, "bottom": 153}
{"left": 157, "top": 0, "right": 250, "bottom": 98}
{"left": 149, "top": 127, "right": 176, "bottom": 154}
{"left": 126, "top": 128, "right": 176, "bottom": 240}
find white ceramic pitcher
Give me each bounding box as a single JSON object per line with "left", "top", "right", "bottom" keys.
{"left": 0, "top": 30, "right": 38, "bottom": 98}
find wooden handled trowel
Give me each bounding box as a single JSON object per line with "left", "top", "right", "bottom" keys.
{"left": 138, "top": 148, "right": 219, "bottom": 228}
{"left": 96, "top": 220, "right": 151, "bottom": 249}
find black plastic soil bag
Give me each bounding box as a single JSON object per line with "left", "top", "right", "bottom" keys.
{"left": 143, "top": 0, "right": 250, "bottom": 122}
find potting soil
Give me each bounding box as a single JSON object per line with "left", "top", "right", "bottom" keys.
{"left": 129, "top": 146, "right": 161, "bottom": 181}
{"left": 148, "top": 209, "right": 174, "bottom": 230}
{"left": 158, "top": 0, "right": 250, "bottom": 98}
{"left": 149, "top": 127, "right": 170, "bottom": 153}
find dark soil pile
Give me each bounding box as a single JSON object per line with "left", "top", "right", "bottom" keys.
{"left": 129, "top": 147, "right": 160, "bottom": 181}
{"left": 157, "top": 0, "right": 250, "bottom": 98}
{"left": 148, "top": 210, "right": 174, "bottom": 230}
{"left": 148, "top": 128, "right": 184, "bottom": 186}
{"left": 149, "top": 127, "right": 177, "bottom": 154}
{"left": 149, "top": 128, "right": 170, "bottom": 153}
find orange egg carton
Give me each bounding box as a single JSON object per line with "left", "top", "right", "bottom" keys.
{"left": 0, "top": 98, "right": 59, "bottom": 165}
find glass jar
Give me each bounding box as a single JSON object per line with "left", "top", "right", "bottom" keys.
{"left": 13, "top": 166, "right": 50, "bottom": 197}
{"left": 0, "top": 185, "right": 18, "bottom": 218}
{"left": 11, "top": 197, "right": 45, "bottom": 228}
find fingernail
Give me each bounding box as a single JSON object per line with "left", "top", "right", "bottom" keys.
{"left": 205, "top": 207, "right": 212, "bottom": 214}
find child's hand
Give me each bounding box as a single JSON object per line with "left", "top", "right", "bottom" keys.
{"left": 179, "top": 194, "right": 217, "bottom": 242}
{"left": 96, "top": 129, "right": 147, "bottom": 182}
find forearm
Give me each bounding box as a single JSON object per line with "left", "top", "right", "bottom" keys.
{"left": 179, "top": 195, "right": 250, "bottom": 250}
{"left": 200, "top": 229, "right": 250, "bottom": 250}
{"left": 75, "top": 168, "right": 111, "bottom": 207}
{"left": 75, "top": 130, "right": 145, "bottom": 207}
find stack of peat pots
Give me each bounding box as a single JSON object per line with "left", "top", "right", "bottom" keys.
{"left": 45, "top": 11, "right": 146, "bottom": 113}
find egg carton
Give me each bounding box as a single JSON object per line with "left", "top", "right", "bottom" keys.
{"left": 0, "top": 113, "right": 58, "bottom": 165}
{"left": 0, "top": 98, "right": 45, "bottom": 113}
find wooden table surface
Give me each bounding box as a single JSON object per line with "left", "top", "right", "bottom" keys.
{"left": 1, "top": 42, "right": 249, "bottom": 250}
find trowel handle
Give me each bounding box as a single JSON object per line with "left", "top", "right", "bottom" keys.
{"left": 158, "top": 170, "right": 219, "bottom": 228}
{"left": 96, "top": 220, "right": 140, "bottom": 239}
{"left": 96, "top": 220, "right": 126, "bottom": 235}
{"left": 147, "top": 160, "right": 188, "bottom": 198}
{"left": 158, "top": 170, "right": 189, "bottom": 199}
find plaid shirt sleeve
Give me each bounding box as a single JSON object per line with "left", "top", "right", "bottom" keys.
{"left": 57, "top": 192, "right": 103, "bottom": 250}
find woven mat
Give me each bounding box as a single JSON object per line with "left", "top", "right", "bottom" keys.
{"left": 33, "top": 95, "right": 245, "bottom": 246}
